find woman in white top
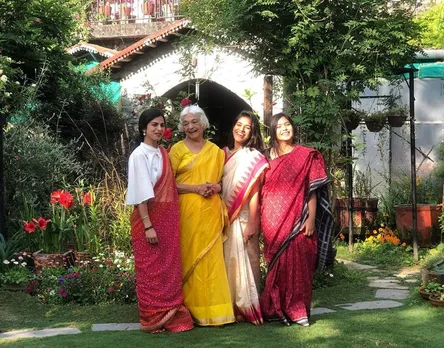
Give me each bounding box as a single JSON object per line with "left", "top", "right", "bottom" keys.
{"left": 126, "top": 108, "right": 193, "bottom": 333}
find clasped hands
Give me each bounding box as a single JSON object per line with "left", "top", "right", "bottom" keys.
{"left": 195, "top": 182, "right": 221, "bottom": 198}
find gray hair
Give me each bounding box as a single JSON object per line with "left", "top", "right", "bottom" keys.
{"left": 178, "top": 105, "right": 210, "bottom": 132}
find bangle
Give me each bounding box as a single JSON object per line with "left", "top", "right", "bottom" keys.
{"left": 141, "top": 215, "right": 149, "bottom": 220}
{"left": 144, "top": 226, "right": 153, "bottom": 231}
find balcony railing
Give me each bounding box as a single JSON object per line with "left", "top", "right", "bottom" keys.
{"left": 91, "top": 0, "right": 183, "bottom": 24}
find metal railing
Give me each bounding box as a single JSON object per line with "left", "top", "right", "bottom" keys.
{"left": 91, "top": 0, "right": 183, "bottom": 24}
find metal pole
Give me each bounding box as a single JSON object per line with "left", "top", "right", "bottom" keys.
{"left": 347, "top": 132, "right": 354, "bottom": 251}
{"left": 0, "top": 116, "right": 6, "bottom": 240}
{"left": 409, "top": 69, "right": 418, "bottom": 261}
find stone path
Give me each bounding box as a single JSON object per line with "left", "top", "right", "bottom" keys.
{"left": 0, "top": 261, "right": 421, "bottom": 340}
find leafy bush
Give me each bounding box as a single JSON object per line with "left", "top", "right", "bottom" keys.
{"left": 421, "top": 243, "right": 444, "bottom": 271}
{"left": 4, "top": 121, "right": 84, "bottom": 231}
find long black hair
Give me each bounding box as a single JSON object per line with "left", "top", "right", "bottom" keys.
{"left": 138, "top": 108, "right": 165, "bottom": 143}
{"left": 268, "top": 112, "right": 296, "bottom": 155}
{"left": 227, "top": 110, "right": 264, "bottom": 151}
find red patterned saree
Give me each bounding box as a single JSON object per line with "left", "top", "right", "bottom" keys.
{"left": 130, "top": 147, "right": 193, "bottom": 333}
{"left": 260, "top": 146, "right": 333, "bottom": 322}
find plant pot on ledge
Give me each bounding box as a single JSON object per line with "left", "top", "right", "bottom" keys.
{"left": 335, "top": 198, "right": 379, "bottom": 232}
{"left": 365, "top": 112, "right": 386, "bottom": 132}
{"left": 394, "top": 204, "right": 442, "bottom": 247}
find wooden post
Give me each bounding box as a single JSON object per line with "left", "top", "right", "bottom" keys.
{"left": 263, "top": 75, "right": 273, "bottom": 128}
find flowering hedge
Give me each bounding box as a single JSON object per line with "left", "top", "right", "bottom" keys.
{"left": 27, "top": 251, "right": 136, "bottom": 305}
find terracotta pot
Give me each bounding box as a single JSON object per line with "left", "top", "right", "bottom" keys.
{"left": 394, "top": 204, "right": 442, "bottom": 247}
{"left": 387, "top": 115, "right": 407, "bottom": 127}
{"left": 335, "top": 198, "right": 378, "bottom": 230}
{"left": 33, "top": 253, "right": 64, "bottom": 276}
{"left": 429, "top": 294, "right": 444, "bottom": 306}
{"left": 144, "top": 2, "right": 155, "bottom": 15}
{"left": 418, "top": 287, "right": 432, "bottom": 300}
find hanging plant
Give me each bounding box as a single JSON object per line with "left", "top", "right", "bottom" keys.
{"left": 365, "top": 111, "right": 386, "bottom": 132}
{"left": 386, "top": 106, "right": 408, "bottom": 127}
{"left": 341, "top": 109, "right": 364, "bottom": 132}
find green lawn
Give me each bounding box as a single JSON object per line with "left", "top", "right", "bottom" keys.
{"left": 1, "top": 264, "right": 443, "bottom": 348}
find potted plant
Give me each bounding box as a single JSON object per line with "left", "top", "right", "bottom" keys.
{"left": 143, "top": 0, "right": 155, "bottom": 16}
{"left": 365, "top": 111, "right": 386, "bottom": 132}
{"left": 419, "top": 281, "right": 442, "bottom": 300}
{"left": 0, "top": 257, "right": 33, "bottom": 291}
{"left": 392, "top": 175, "right": 442, "bottom": 247}
{"left": 420, "top": 243, "right": 444, "bottom": 285}
{"left": 429, "top": 291, "right": 444, "bottom": 306}
{"left": 335, "top": 166, "right": 380, "bottom": 235}
{"left": 341, "top": 109, "right": 364, "bottom": 132}
{"left": 386, "top": 106, "right": 408, "bottom": 127}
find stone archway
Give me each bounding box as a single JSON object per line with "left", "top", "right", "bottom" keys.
{"left": 163, "top": 79, "right": 252, "bottom": 147}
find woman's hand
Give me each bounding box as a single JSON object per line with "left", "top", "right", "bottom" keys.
{"left": 195, "top": 183, "right": 213, "bottom": 197}
{"left": 243, "top": 220, "right": 258, "bottom": 244}
{"left": 206, "top": 182, "right": 221, "bottom": 195}
{"left": 302, "top": 218, "right": 316, "bottom": 237}
{"left": 145, "top": 228, "right": 158, "bottom": 245}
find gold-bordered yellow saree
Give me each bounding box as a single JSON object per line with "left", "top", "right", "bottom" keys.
{"left": 169, "top": 140, "right": 235, "bottom": 326}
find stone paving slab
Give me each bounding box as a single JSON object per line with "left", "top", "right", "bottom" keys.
{"left": 405, "top": 279, "right": 420, "bottom": 283}
{"left": 337, "top": 260, "right": 376, "bottom": 270}
{"left": 395, "top": 266, "right": 421, "bottom": 278}
{"left": 0, "top": 328, "right": 81, "bottom": 340}
{"left": 92, "top": 323, "right": 141, "bottom": 332}
{"left": 375, "top": 289, "right": 410, "bottom": 300}
{"left": 368, "top": 280, "right": 408, "bottom": 290}
{"left": 336, "top": 300, "right": 404, "bottom": 311}
{"left": 311, "top": 307, "right": 336, "bottom": 315}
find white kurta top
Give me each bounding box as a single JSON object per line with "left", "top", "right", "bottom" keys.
{"left": 126, "top": 143, "right": 163, "bottom": 205}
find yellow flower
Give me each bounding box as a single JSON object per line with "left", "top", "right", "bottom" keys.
{"left": 373, "top": 230, "right": 378, "bottom": 235}
{"left": 401, "top": 242, "right": 407, "bottom": 247}
{"left": 416, "top": 176, "right": 422, "bottom": 187}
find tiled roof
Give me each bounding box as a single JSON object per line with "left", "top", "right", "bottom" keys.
{"left": 96, "top": 18, "right": 191, "bottom": 71}
{"left": 67, "top": 43, "right": 118, "bottom": 58}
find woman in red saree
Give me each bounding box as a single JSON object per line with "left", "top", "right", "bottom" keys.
{"left": 260, "top": 113, "right": 333, "bottom": 327}
{"left": 222, "top": 111, "right": 268, "bottom": 325}
{"left": 126, "top": 108, "right": 193, "bottom": 333}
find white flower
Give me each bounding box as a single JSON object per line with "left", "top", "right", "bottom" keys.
{"left": 13, "top": 261, "right": 19, "bottom": 265}
{"left": 15, "top": 81, "right": 19, "bottom": 85}
{"left": 31, "top": 83, "right": 36, "bottom": 87}
{"left": 99, "top": 264, "right": 103, "bottom": 268}
{"left": 329, "top": 273, "right": 334, "bottom": 278}
{"left": 18, "top": 256, "right": 23, "bottom": 260}
{"left": 50, "top": 290, "right": 55, "bottom": 296}
{"left": 21, "top": 262, "right": 27, "bottom": 267}
{"left": 117, "top": 264, "right": 121, "bottom": 268}
{"left": 3, "top": 260, "right": 10, "bottom": 265}
{"left": 0, "top": 75, "right": 7, "bottom": 82}
{"left": 4, "top": 92, "right": 11, "bottom": 97}
{"left": 11, "top": 258, "right": 15, "bottom": 262}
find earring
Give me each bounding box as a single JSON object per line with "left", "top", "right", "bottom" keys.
{"left": 142, "top": 131, "right": 146, "bottom": 136}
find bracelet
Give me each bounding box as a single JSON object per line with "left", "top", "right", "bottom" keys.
{"left": 144, "top": 226, "right": 153, "bottom": 231}
{"left": 141, "top": 215, "right": 149, "bottom": 220}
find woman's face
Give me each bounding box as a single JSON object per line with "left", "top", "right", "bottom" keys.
{"left": 275, "top": 116, "right": 294, "bottom": 143}
{"left": 232, "top": 116, "right": 252, "bottom": 147}
{"left": 145, "top": 116, "right": 165, "bottom": 145}
{"left": 182, "top": 113, "right": 204, "bottom": 140}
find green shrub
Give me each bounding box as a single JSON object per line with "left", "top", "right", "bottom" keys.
{"left": 4, "top": 121, "right": 84, "bottom": 231}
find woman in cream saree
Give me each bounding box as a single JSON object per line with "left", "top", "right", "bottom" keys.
{"left": 222, "top": 111, "right": 268, "bottom": 325}
{"left": 169, "top": 105, "right": 235, "bottom": 326}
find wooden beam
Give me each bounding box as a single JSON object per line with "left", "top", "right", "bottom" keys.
{"left": 147, "top": 43, "right": 157, "bottom": 48}
{"left": 120, "top": 58, "right": 132, "bottom": 62}
{"left": 112, "top": 64, "right": 122, "bottom": 69}
{"left": 134, "top": 51, "right": 144, "bottom": 55}
{"left": 157, "top": 38, "right": 169, "bottom": 43}
{"left": 171, "top": 32, "right": 183, "bottom": 37}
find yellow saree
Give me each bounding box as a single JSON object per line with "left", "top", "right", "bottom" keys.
{"left": 169, "top": 140, "right": 235, "bottom": 326}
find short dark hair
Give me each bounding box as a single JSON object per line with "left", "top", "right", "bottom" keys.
{"left": 227, "top": 110, "right": 264, "bottom": 151}
{"left": 138, "top": 108, "right": 165, "bottom": 142}
{"left": 268, "top": 112, "right": 296, "bottom": 154}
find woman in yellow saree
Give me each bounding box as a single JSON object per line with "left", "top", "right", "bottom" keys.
{"left": 169, "top": 105, "right": 235, "bottom": 326}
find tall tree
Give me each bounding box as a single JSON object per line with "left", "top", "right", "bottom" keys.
{"left": 184, "top": 0, "right": 422, "bottom": 148}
